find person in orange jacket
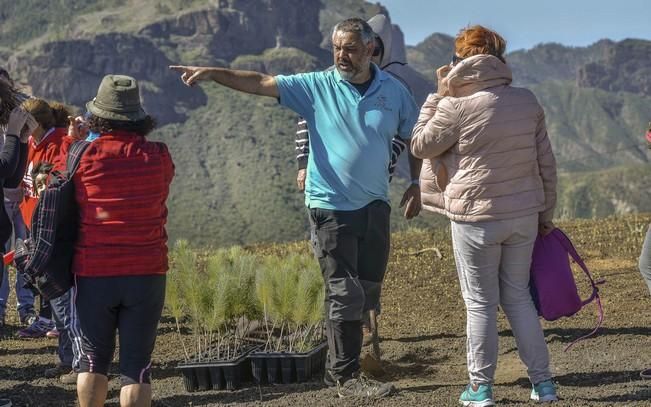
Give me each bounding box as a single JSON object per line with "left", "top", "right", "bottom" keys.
{"left": 16, "top": 98, "right": 79, "bottom": 385}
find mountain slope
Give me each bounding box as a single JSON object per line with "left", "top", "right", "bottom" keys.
{"left": 530, "top": 81, "right": 651, "bottom": 172}
{"left": 556, "top": 164, "right": 651, "bottom": 218}
{"left": 3, "top": 0, "right": 651, "bottom": 246}
{"left": 405, "top": 33, "right": 454, "bottom": 80}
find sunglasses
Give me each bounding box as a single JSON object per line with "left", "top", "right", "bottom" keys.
{"left": 373, "top": 37, "right": 385, "bottom": 57}
{"left": 452, "top": 54, "right": 464, "bottom": 65}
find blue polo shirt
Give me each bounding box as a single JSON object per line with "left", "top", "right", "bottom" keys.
{"left": 276, "top": 64, "right": 418, "bottom": 211}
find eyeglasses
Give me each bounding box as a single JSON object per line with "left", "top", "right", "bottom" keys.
{"left": 452, "top": 54, "right": 464, "bottom": 65}
{"left": 373, "top": 37, "right": 384, "bottom": 57}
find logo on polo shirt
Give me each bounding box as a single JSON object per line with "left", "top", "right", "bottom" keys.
{"left": 373, "top": 95, "right": 393, "bottom": 112}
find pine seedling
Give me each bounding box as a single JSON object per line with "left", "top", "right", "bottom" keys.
{"left": 270, "top": 255, "right": 301, "bottom": 351}
{"left": 296, "top": 255, "right": 325, "bottom": 351}
{"left": 256, "top": 266, "right": 276, "bottom": 351}
{"left": 206, "top": 249, "right": 232, "bottom": 360}
{"left": 178, "top": 245, "right": 213, "bottom": 361}
{"left": 166, "top": 240, "right": 193, "bottom": 361}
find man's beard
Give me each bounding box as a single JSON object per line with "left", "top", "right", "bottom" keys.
{"left": 336, "top": 56, "right": 372, "bottom": 82}
{"left": 336, "top": 66, "right": 359, "bottom": 81}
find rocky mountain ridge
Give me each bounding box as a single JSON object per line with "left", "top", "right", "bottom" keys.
{"left": 2, "top": 0, "right": 650, "bottom": 245}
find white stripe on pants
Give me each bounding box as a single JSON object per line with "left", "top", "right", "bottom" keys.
{"left": 451, "top": 213, "right": 552, "bottom": 385}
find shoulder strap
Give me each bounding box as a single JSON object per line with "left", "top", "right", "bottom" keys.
{"left": 551, "top": 228, "right": 606, "bottom": 351}
{"left": 552, "top": 228, "right": 605, "bottom": 304}
{"left": 24, "top": 140, "right": 90, "bottom": 280}
{"left": 66, "top": 140, "right": 91, "bottom": 176}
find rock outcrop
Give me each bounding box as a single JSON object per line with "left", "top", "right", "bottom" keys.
{"left": 577, "top": 39, "right": 651, "bottom": 96}
{"left": 8, "top": 33, "right": 206, "bottom": 124}
{"left": 230, "top": 47, "right": 321, "bottom": 75}
{"left": 140, "top": 0, "right": 324, "bottom": 65}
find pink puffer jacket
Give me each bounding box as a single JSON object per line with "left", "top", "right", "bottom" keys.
{"left": 410, "top": 54, "right": 557, "bottom": 223}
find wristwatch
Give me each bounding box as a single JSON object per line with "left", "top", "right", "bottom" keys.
{"left": 410, "top": 178, "right": 420, "bottom": 186}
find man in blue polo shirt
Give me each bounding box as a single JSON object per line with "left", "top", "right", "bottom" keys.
{"left": 170, "top": 17, "right": 419, "bottom": 398}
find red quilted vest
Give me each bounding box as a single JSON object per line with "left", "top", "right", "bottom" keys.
{"left": 65, "top": 131, "right": 175, "bottom": 277}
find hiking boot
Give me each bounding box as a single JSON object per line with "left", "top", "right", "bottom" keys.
{"left": 459, "top": 383, "right": 494, "bottom": 407}
{"left": 530, "top": 380, "right": 558, "bottom": 403}
{"left": 0, "top": 398, "right": 11, "bottom": 407}
{"left": 44, "top": 365, "right": 72, "bottom": 379}
{"left": 60, "top": 370, "right": 78, "bottom": 385}
{"left": 17, "top": 316, "right": 55, "bottom": 338}
{"left": 45, "top": 327, "right": 59, "bottom": 339}
{"left": 336, "top": 373, "right": 395, "bottom": 398}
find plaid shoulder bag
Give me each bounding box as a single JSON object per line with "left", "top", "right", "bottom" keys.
{"left": 15, "top": 140, "right": 90, "bottom": 300}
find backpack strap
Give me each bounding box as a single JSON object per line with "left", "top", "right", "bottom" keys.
{"left": 66, "top": 140, "right": 91, "bottom": 176}
{"left": 551, "top": 228, "right": 606, "bottom": 351}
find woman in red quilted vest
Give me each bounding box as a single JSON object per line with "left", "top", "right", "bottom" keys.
{"left": 66, "top": 74, "right": 175, "bottom": 407}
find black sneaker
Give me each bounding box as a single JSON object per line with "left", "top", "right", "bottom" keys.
{"left": 0, "top": 398, "right": 11, "bottom": 407}
{"left": 337, "top": 373, "right": 395, "bottom": 398}
{"left": 20, "top": 311, "right": 37, "bottom": 326}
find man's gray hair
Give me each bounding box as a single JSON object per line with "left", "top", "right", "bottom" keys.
{"left": 332, "top": 18, "right": 375, "bottom": 45}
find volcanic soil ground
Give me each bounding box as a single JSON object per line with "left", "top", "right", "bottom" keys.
{"left": 2, "top": 215, "right": 651, "bottom": 406}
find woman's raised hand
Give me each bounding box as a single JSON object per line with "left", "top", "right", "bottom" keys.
{"left": 436, "top": 65, "right": 452, "bottom": 97}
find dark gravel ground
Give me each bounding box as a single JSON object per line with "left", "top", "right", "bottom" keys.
{"left": 2, "top": 215, "right": 651, "bottom": 406}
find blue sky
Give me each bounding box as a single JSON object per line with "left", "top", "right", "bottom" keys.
{"left": 379, "top": 0, "right": 651, "bottom": 51}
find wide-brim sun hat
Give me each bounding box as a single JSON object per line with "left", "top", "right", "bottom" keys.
{"left": 86, "top": 74, "right": 147, "bottom": 122}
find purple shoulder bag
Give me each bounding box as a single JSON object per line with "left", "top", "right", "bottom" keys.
{"left": 530, "top": 228, "right": 605, "bottom": 351}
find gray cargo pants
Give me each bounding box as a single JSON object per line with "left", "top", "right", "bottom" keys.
{"left": 308, "top": 200, "right": 390, "bottom": 382}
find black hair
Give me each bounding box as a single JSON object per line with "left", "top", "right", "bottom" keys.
{"left": 87, "top": 114, "right": 157, "bottom": 137}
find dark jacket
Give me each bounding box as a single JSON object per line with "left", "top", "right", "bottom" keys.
{"left": 0, "top": 135, "right": 28, "bottom": 247}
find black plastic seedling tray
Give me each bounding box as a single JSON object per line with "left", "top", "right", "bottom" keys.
{"left": 249, "top": 341, "right": 327, "bottom": 384}
{"left": 178, "top": 346, "right": 259, "bottom": 392}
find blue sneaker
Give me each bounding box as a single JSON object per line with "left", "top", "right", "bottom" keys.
{"left": 531, "top": 380, "right": 558, "bottom": 402}
{"left": 459, "top": 383, "right": 494, "bottom": 407}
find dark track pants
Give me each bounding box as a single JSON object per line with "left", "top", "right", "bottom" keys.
{"left": 74, "top": 274, "right": 166, "bottom": 386}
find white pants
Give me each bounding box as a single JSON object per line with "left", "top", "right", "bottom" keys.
{"left": 639, "top": 224, "right": 651, "bottom": 295}
{"left": 451, "top": 214, "right": 552, "bottom": 385}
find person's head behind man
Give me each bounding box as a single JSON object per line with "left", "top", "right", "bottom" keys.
{"left": 331, "top": 18, "right": 377, "bottom": 82}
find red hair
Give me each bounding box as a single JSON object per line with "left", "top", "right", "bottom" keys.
{"left": 455, "top": 25, "right": 506, "bottom": 62}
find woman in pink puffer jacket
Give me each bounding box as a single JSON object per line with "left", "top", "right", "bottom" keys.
{"left": 411, "top": 26, "right": 558, "bottom": 406}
